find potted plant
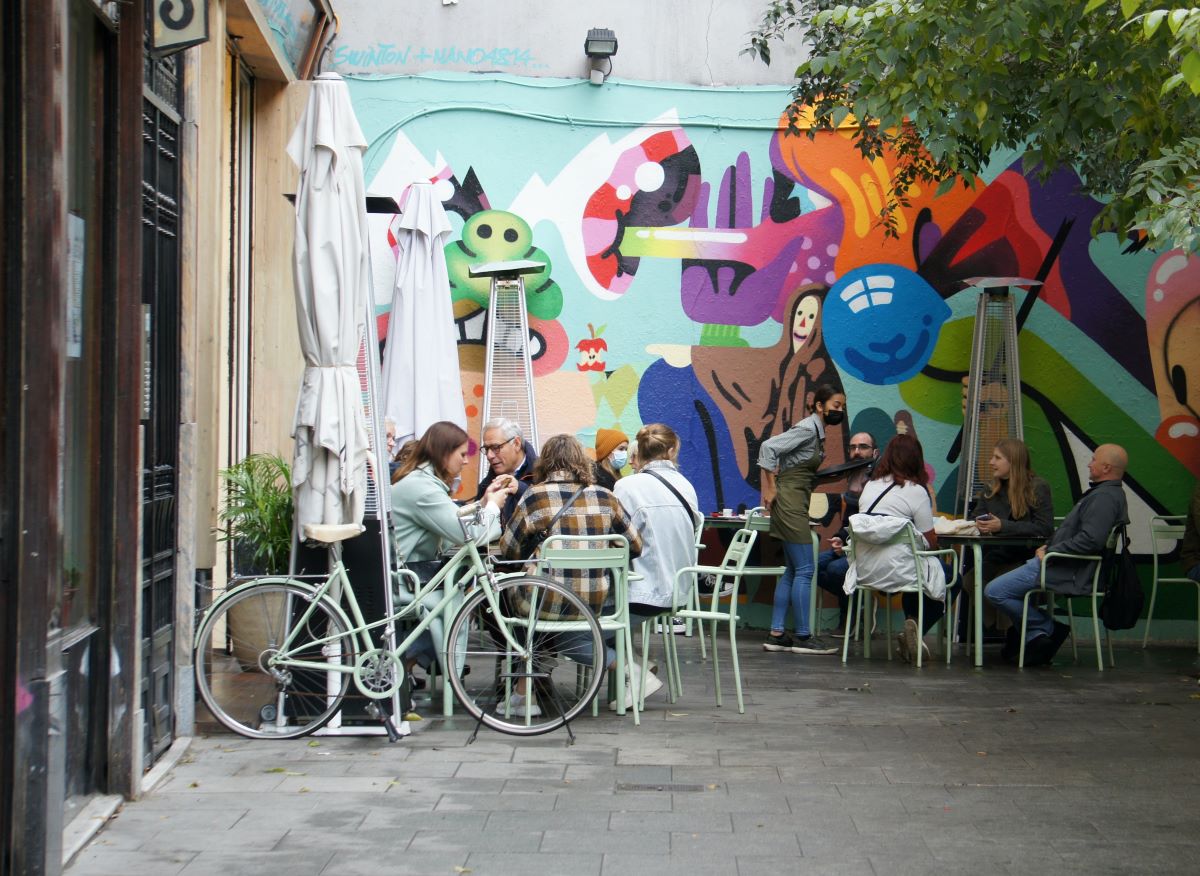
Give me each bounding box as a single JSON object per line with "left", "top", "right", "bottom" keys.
{"left": 216, "top": 453, "right": 295, "bottom": 667}
{"left": 217, "top": 452, "right": 295, "bottom": 577}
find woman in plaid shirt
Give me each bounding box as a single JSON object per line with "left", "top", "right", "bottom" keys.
{"left": 498, "top": 434, "right": 646, "bottom": 714}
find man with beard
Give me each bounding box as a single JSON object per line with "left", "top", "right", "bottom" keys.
{"left": 817, "top": 431, "right": 879, "bottom": 636}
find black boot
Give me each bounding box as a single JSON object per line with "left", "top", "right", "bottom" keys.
{"left": 1000, "top": 626, "right": 1020, "bottom": 663}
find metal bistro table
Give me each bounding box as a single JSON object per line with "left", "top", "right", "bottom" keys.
{"left": 937, "top": 533, "right": 1046, "bottom": 667}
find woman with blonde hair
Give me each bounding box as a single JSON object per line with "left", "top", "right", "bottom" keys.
{"left": 614, "top": 424, "right": 700, "bottom": 628}
{"left": 971, "top": 438, "right": 1054, "bottom": 658}
{"left": 973, "top": 439, "right": 1053, "bottom": 540}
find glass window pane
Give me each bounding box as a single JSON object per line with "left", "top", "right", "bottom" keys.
{"left": 61, "top": 0, "right": 107, "bottom": 630}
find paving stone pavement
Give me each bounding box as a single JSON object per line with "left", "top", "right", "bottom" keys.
{"left": 67, "top": 634, "right": 1200, "bottom": 875}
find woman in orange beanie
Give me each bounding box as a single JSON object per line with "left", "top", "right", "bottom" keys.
{"left": 593, "top": 427, "right": 630, "bottom": 490}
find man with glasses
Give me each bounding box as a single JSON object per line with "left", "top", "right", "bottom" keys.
{"left": 476, "top": 417, "right": 539, "bottom": 523}
{"left": 818, "top": 432, "right": 879, "bottom": 635}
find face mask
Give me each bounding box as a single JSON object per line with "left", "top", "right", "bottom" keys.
{"left": 609, "top": 450, "right": 628, "bottom": 469}
{"left": 823, "top": 409, "right": 845, "bottom": 426}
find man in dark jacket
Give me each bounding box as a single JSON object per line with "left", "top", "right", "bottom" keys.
{"left": 476, "top": 417, "right": 538, "bottom": 524}
{"left": 985, "top": 444, "right": 1129, "bottom": 665}
{"left": 817, "top": 431, "right": 878, "bottom": 633}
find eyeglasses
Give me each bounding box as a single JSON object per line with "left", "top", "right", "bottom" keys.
{"left": 481, "top": 439, "right": 515, "bottom": 455}
{"left": 848, "top": 443, "right": 875, "bottom": 451}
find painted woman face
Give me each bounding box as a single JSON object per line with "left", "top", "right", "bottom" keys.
{"left": 792, "top": 295, "right": 821, "bottom": 353}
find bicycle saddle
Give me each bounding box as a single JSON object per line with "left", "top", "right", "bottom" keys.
{"left": 303, "top": 523, "right": 365, "bottom": 544}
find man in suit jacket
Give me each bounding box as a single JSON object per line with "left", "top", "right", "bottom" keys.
{"left": 985, "top": 444, "right": 1130, "bottom": 665}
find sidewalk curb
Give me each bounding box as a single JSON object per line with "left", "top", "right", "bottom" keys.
{"left": 62, "top": 736, "right": 193, "bottom": 869}
{"left": 140, "top": 736, "right": 193, "bottom": 795}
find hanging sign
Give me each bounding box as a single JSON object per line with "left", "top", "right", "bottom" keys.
{"left": 151, "top": 0, "right": 211, "bottom": 55}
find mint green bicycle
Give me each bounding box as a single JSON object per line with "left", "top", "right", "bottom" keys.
{"left": 194, "top": 507, "right": 606, "bottom": 739}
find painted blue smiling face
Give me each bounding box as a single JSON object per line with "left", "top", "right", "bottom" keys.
{"left": 823, "top": 265, "right": 951, "bottom": 385}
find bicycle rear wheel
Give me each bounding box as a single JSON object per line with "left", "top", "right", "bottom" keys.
{"left": 445, "top": 575, "right": 606, "bottom": 736}
{"left": 195, "top": 581, "right": 354, "bottom": 739}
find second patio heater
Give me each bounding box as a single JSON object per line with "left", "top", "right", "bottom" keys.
{"left": 471, "top": 259, "right": 545, "bottom": 481}
{"left": 957, "top": 277, "right": 1039, "bottom": 516}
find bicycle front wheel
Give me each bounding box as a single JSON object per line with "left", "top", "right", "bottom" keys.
{"left": 445, "top": 575, "right": 606, "bottom": 736}
{"left": 195, "top": 581, "right": 355, "bottom": 739}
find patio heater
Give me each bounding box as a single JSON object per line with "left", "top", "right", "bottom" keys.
{"left": 957, "top": 277, "right": 1040, "bottom": 517}
{"left": 471, "top": 259, "right": 545, "bottom": 482}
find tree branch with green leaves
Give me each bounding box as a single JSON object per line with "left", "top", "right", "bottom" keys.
{"left": 745, "top": 0, "right": 1200, "bottom": 251}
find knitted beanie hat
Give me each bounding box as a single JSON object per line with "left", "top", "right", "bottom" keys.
{"left": 595, "top": 428, "right": 628, "bottom": 461}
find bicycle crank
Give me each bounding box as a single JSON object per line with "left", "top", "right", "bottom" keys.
{"left": 354, "top": 648, "right": 403, "bottom": 699}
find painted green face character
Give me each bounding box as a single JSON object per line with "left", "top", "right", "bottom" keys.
{"left": 444, "top": 209, "right": 564, "bottom": 321}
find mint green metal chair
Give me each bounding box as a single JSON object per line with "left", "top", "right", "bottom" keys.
{"left": 670, "top": 525, "right": 773, "bottom": 713}
{"left": 1143, "top": 516, "right": 1198, "bottom": 651}
{"left": 841, "top": 519, "right": 960, "bottom": 668}
{"left": 679, "top": 508, "right": 708, "bottom": 645}
{"left": 1019, "top": 525, "right": 1120, "bottom": 670}
{"left": 539, "top": 534, "right": 639, "bottom": 723}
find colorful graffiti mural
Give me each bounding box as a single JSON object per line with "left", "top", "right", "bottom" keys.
{"left": 350, "top": 75, "right": 1199, "bottom": 622}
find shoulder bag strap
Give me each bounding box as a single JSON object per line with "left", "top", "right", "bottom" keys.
{"left": 538, "top": 485, "right": 588, "bottom": 541}
{"left": 643, "top": 468, "right": 698, "bottom": 525}
{"left": 863, "top": 481, "right": 898, "bottom": 515}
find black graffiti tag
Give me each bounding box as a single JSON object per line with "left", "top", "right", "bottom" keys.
{"left": 159, "top": 0, "right": 194, "bottom": 30}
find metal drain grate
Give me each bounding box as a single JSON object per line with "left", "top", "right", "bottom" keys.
{"left": 615, "top": 782, "right": 709, "bottom": 793}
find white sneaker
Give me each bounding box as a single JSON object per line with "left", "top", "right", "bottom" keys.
{"left": 608, "top": 662, "right": 664, "bottom": 711}
{"left": 499, "top": 691, "right": 541, "bottom": 718}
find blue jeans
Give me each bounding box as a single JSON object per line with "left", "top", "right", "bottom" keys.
{"left": 772, "top": 540, "right": 814, "bottom": 636}
{"left": 1189, "top": 563, "right": 1200, "bottom": 583}
{"left": 553, "top": 630, "right": 617, "bottom": 668}
{"left": 817, "top": 549, "right": 850, "bottom": 627}
{"left": 985, "top": 557, "right": 1053, "bottom": 641}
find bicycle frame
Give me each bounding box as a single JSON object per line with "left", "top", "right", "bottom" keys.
{"left": 247, "top": 536, "right": 534, "bottom": 698}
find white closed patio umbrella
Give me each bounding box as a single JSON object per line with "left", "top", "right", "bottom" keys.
{"left": 287, "top": 72, "right": 371, "bottom": 531}
{"left": 380, "top": 182, "right": 466, "bottom": 443}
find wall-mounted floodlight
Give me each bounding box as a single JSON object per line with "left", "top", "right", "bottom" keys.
{"left": 584, "top": 28, "right": 618, "bottom": 58}
{"left": 584, "top": 27, "right": 617, "bottom": 85}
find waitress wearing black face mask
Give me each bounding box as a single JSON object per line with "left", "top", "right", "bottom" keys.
{"left": 757, "top": 383, "right": 848, "bottom": 656}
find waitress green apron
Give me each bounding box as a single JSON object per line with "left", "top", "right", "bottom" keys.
{"left": 770, "top": 459, "right": 819, "bottom": 544}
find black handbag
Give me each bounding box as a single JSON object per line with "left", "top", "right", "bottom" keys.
{"left": 1099, "top": 524, "right": 1144, "bottom": 630}
{"left": 403, "top": 558, "right": 450, "bottom": 586}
